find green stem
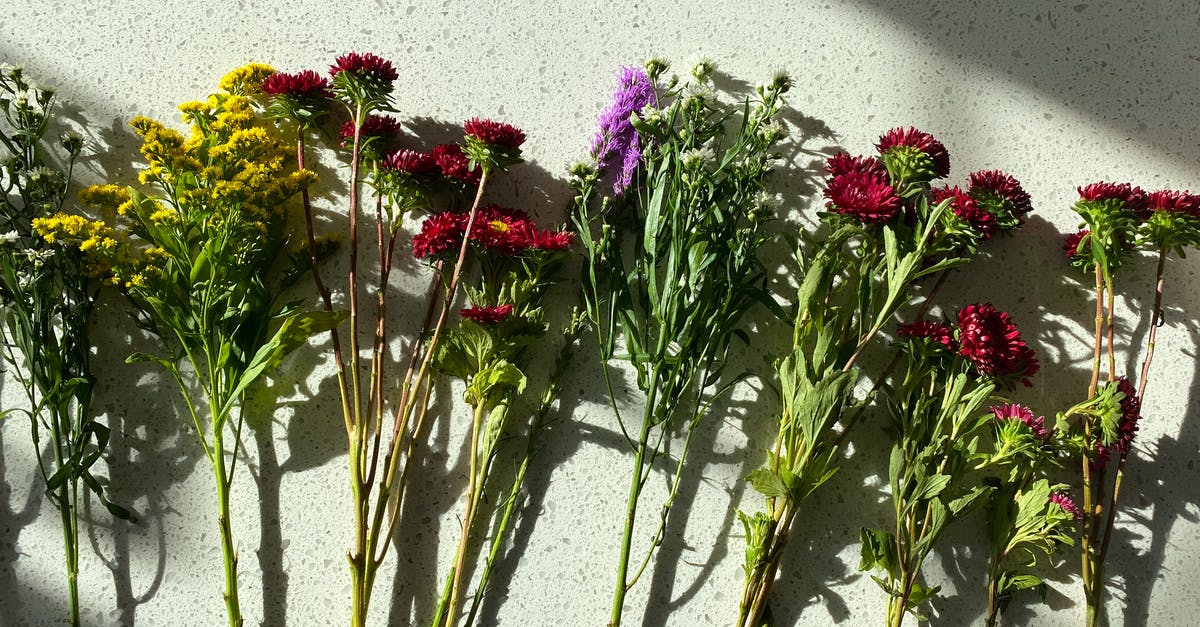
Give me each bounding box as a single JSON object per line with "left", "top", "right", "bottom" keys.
{"left": 609, "top": 411, "right": 654, "bottom": 627}
{"left": 212, "top": 427, "right": 243, "bottom": 627}
{"left": 57, "top": 479, "right": 80, "bottom": 627}
{"left": 434, "top": 402, "right": 489, "bottom": 627}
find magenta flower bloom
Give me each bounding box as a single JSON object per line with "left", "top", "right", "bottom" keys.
{"left": 1063, "top": 229, "right": 1090, "bottom": 261}
{"left": 1049, "top": 492, "right": 1082, "bottom": 523}
{"left": 464, "top": 118, "right": 527, "bottom": 149}
{"left": 825, "top": 152, "right": 887, "bottom": 178}
{"left": 432, "top": 143, "right": 481, "bottom": 185}
{"left": 1095, "top": 377, "right": 1143, "bottom": 467}
{"left": 877, "top": 127, "right": 950, "bottom": 180}
{"left": 956, "top": 303, "right": 1039, "bottom": 386}
{"left": 329, "top": 52, "right": 398, "bottom": 84}
{"left": 261, "top": 70, "right": 331, "bottom": 99}
{"left": 339, "top": 114, "right": 404, "bottom": 147}
{"left": 897, "top": 320, "right": 958, "bottom": 352}
{"left": 991, "top": 403, "right": 1049, "bottom": 440}
{"left": 412, "top": 212, "right": 464, "bottom": 259}
{"left": 382, "top": 149, "right": 440, "bottom": 176}
{"left": 461, "top": 303, "right": 515, "bottom": 324}
{"left": 1078, "top": 181, "right": 1147, "bottom": 214}
{"left": 968, "top": 169, "right": 1033, "bottom": 229}
{"left": 1145, "top": 189, "right": 1200, "bottom": 216}
{"left": 592, "top": 66, "right": 657, "bottom": 194}
{"left": 823, "top": 171, "right": 901, "bottom": 224}
{"left": 933, "top": 185, "right": 996, "bottom": 240}
{"left": 468, "top": 204, "right": 536, "bottom": 254}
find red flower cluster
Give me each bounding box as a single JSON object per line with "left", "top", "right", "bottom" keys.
{"left": 340, "top": 114, "right": 404, "bottom": 146}
{"left": 956, "top": 303, "right": 1039, "bottom": 385}
{"left": 933, "top": 185, "right": 996, "bottom": 239}
{"left": 991, "top": 403, "right": 1049, "bottom": 440}
{"left": 877, "top": 127, "right": 950, "bottom": 179}
{"left": 1063, "top": 229, "right": 1090, "bottom": 260}
{"left": 1078, "top": 181, "right": 1147, "bottom": 213}
{"left": 261, "top": 70, "right": 330, "bottom": 99}
{"left": 1095, "top": 377, "right": 1142, "bottom": 467}
{"left": 823, "top": 168, "right": 900, "bottom": 224}
{"left": 329, "top": 52, "right": 398, "bottom": 84}
{"left": 432, "top": 143, "right": 481, "bottom": 185}
{"left": 411, "top": 206, "right": 574, "bottom": 260}
{"left": 897, "top": 320, "right": 957, "bottom": 352}
{"left": 461, "top": 303, "right": 514, "bottom": 324}
{"left": 383, "top": 149, "right": 439, "bottom": 176}
{"left": 968, "top": 169, "right": 1034, "bottom": 221}
{"left": 1049, "top": 492, "right": 1082, "bottom": 523}
{"left": 463, "top": 118, "right": 527, "bottom": 149}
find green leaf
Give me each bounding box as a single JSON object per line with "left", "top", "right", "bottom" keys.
{"left": 222, "top": 309, "right": 348, "bottom": 415}
{"left": 746, "top": 467, "right": 788, "bottom": 498}
{"left": 859, "top": 527, "right": 898, "bottom": 580}
{"left": 126, "top": 351, "right": 178, "bottom": 372}
{"left": 912, "top": 473, "right": 951, "bottom": 502}
{"left": 465, "top": 359, "right": 527, "bottom": 407}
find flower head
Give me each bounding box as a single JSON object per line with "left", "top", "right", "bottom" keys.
{"left": 469, "top": 204, "right": 536, "bottom": 254}
{"left": 592, "top": 66, "right": 657, "bottom": 194}
{"left": 956, "top": 303, "right": 1039, "bottom": 386}
{"left": 261, "top": 70, "right": 331, "bottom": 99}
{"left": 339, "top": 114, "right": 404, "bottom": 145}
{"left": 1063, "top": 229, "right": 1090, "bottom": 261}
{"left": 329, "top": 52, "right": 398, "bottom": 84}
{"left": 876, "top": 127, "right": 950, "bottom": 182}
{"left": 463, "top": 118, "right": 526, "bottom": 149}
{"left": 1145, "top": 189, "right": 1199, "bottom": 216}
{"left": 526, "top": 227, "right": 575, "bottom": 251}
{"left": 824, "top": 152, "right": 887, "bottom": 178}
{"left": 933, "top": 185, "right": 996, "bottom": 240}
{"left": 968, "top": 169, "right": 1033, "bottom": 231}
{"left": 412, "top": 212, "right": 464, "bottom": 259}
{"left": 1095, "top": 377, "right": 1142, "bottom": 466}
{"left": 432, "top": 143, "right": 481, "bottom": 185}
{"left": 461, "top": 303, "right": 514, "bottom": 324}
{"left": 382, "top": 149, "right": 439, "bottom": 176}
{"left": 991, "top": 403, "right": 1049, "bottom": 440}
{"left": 1049, "top": 492, "right": 1082, "bottom": 523}
{"left": 823, "top": 170, "right": 900, "bottom": 224}
{"left": 897, "top": 320, "right": 957, "bottom": 352}
{"left": 1078, "top": 181, "right": 1146, "bottom": 212}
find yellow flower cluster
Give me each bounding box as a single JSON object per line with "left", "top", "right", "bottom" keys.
{"left": 218, "top": 62, "right": 275, "bottom": 96}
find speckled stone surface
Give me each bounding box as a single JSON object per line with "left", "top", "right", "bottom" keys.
{"left": 2, "top": 1, "right": 1199, "bottom": 625}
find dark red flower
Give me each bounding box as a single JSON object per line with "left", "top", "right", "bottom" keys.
{"left": 897, "top": 320, "right": 958, "bottom": 352}
{"left": 1049, "top": 492, "right": 1082, "bottom": 523}
{"left": 382, "top": 149, "right": 439, "bottom": 176}
{"left": 339, "top": 114, "right": 404, "bottom": 145}
{"left": 876, "top": 127, "right": 950, "bottom": 179}
{"left": 463, "top": 118, "right": 527, "bottom": 149}
{"left": 412, "top": 212, "right": 465, "bottom": 259}
{"left": 991, "top": 403, "right": 1049, "bottom": 440}
{"left": 823, "top": 171, "right": 900, "bottom": 224}
{"left": 530, "top": 229, "right": 575, "bottom": 251}
{"left": 825, "top": 152, "right": 887, "bottom": 178}
{"left": 1078, "top": 181, "right": 1147, "bottom": 214}
{"left": 468, "top": 204, "right": 536, "bottom": 254}
{"left": 432, "top": 143, "right": 481, "bottom": 185}
{"left": 329, "top": 52, "right": 398, "bottom": 84}
{"left": 461, "top": 303, "right": 514, "bottom": 324}
{"left": 933, "top": 185, "right": 996, "bottom": 240}
{"left": 261, "top": 70, "right": 331, "bottom": 99}
{"left": 1063, "top": 229, "right": 1090, "bottom": 260}
{"left": 968, "top": 169, "right": 1033, "bottom": 220}
{"left": 1145, "top": 189, "right": 1200, "bottom": 216}
{"left": 1095, "top": 377, "right": 1142, "bottom": 466}
{"left": 956, "top": 303, "right": 1039, "bottom": 385}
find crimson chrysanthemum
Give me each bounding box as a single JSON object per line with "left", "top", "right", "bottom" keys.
{"left": 463, "top": 117, "right": 527, "bottom": 149}
{"left": 1063, "top": 229, "right": 1090, "bottom": 260}
{"left": 824, "top": 171, "right": 900, "bottom": 224}
{"left": 897, "top": 320, "right": 958, "bottom": 352}
{"left": 530, "top": 229, "right": 574, "bottom": 251}
{"left": 956, "top": 303, "right": 1039, "bottom": 385}
{"left": 412, "top": 212, "right": 464, "bottom": 259}
{"left": 1095, "top": 377, "right": 1142, "bottom": 467}
{"left": 1049, "top": 492, "right": 1082, "bottom": 523}
{"left": 461, "top": 303, "right": 514, "bottom": 324}
{"left": 968, "top": 169, "right": 1033, "bottom": 230}
{"left": 329, "top": 52, "right": 398, "bottom": 83}
{"left": 933, "top": 185, "right": 996, "bottom": 240}
{"left": 825, "top": 152, "right": 887, "bottom": 178}
{"left": 1078, "top": 181, "right": 1147, "bottom": 214}
{"left": 432, "top": 143, "right": 481, "bottom": 185}
{"left": 1145, "top": 189, "right": 1200, "bottom": 216}
{"left": 991, "top": 403, "right": 1049, "bottom": 440}
{"left": 382, "top": 149, "right": 439, "bottom": 176}
{"left": 876, "top": 126, "right": 950, "bottom": 179}
{"left": 339, "top": 114, "right": 404, "bottom": 144}
{"left": 468, "top": 204, "right": 536, "bottom": 254}
{"left": 261, "top": 70, "right": 331, "bottom": 99}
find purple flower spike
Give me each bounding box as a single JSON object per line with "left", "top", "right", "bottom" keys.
{"left": 592, "top": 66, "right": 656, "bottom": 194}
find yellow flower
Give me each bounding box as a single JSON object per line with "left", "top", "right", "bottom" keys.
{"left": 218, "top": 63, "right": 276, "bottom": 96}
{"left": 149, "top": 207, "right": 180, "bottom": 224}
{"left": 126, "top": 272, "right": 147, "bottom": 288}
{"left": 80, "top": 184, "right": 131, "bottom": 211}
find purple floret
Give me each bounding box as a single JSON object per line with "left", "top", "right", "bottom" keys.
{"left": 591, "top": 66, "right": 656, "bottom": 194}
